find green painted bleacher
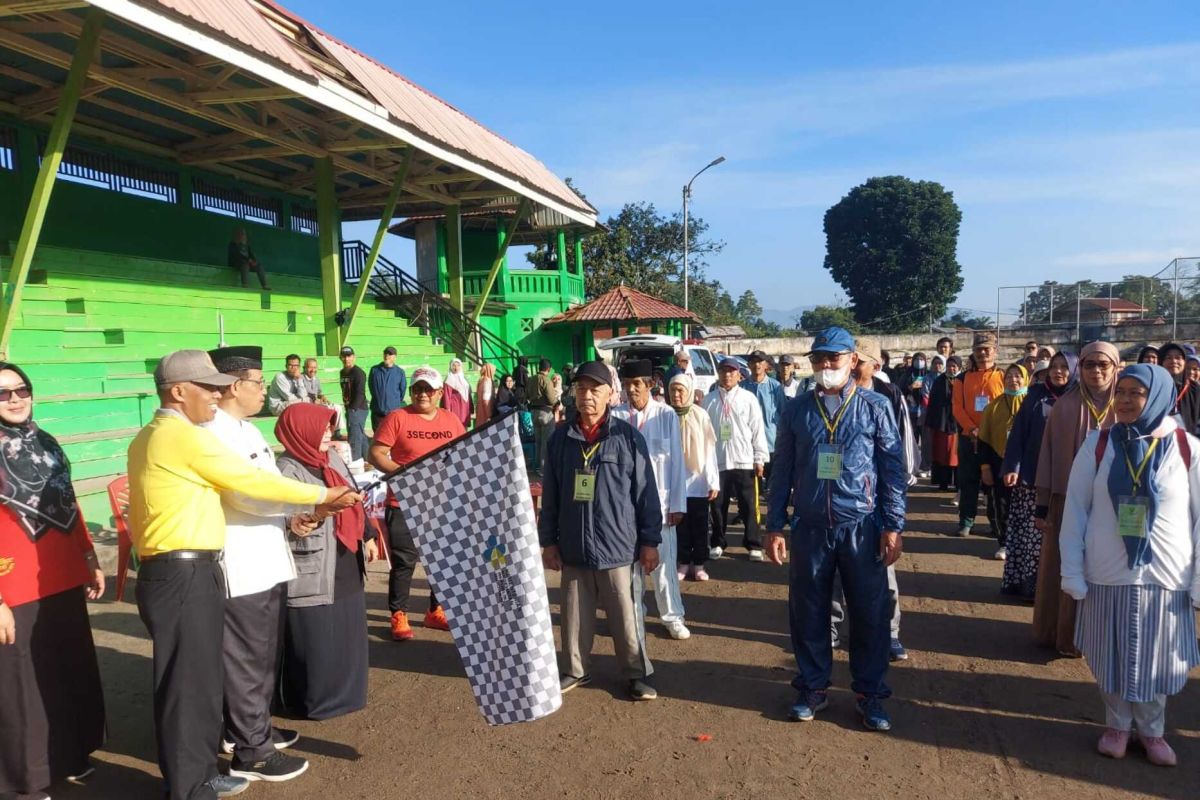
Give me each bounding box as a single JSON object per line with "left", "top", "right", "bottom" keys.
{"left": 4, "top": 245, "right": 459, "bottom": 530}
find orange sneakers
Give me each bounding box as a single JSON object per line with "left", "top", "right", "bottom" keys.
{"left": 390, "top": 611, "right": 414, "bottom": 641}
{"left": 423, "top": 606, "right": 450, "bottom": 631}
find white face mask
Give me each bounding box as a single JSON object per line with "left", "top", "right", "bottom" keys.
{"left": 815, "top": 365, "right": 851, "bottom": 389}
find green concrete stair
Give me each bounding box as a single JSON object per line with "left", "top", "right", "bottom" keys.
{"left": 4, "top": 245, "right": 461, "bottom": 529}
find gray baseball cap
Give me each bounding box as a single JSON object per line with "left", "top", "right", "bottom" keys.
{"left": 154, "top": 350, "right": 237, "bottom": 387}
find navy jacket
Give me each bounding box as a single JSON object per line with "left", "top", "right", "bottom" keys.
{"left": 766, "top": 382, "right": 906, "bottom": 533}
{"left": 538, "top": 414, "right": 663, "bottom": 569}
{"left": 1001, "top": 383, "right": 1056, "bottom": 485}
{"left": 368, "top": 363, "right": 406, "bottom": 417}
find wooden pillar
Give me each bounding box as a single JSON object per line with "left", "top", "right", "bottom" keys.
{"left": 445, "top": 205, "right": 463, "bottom": 313}
{"left": 0, "top": 9, "right": 104, "bottom": 358}
{"left": 315, "top": 156, "right": 341, "bottom": 354}
{"left": 343, "top": 150, "right": 411, "bottom": 344}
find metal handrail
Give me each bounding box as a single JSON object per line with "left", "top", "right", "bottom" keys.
{"left": 340, "top": 241, "right": 521, "bottom": 372}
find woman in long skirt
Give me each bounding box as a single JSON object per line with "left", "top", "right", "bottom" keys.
{"left": 1000, "top": 352, "right": 1078, "bottom": 599}
{"left": 925, "top": 356, "right": 962, "bottom": 491}
{"left": 1033, "top": 341, "right": 1119, "bottom": 655}
{"left": 1059, "top": 364, "right": 1200, "bottom": 766}
{"left": 0, "top": 362, "right": 106, "bottom": 799}
{"left": 275, "top": 404, "right": 377, "bottom": 720}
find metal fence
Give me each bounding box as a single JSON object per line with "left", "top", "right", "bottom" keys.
{"left": 994, "top": 257, "right": 1200, "bottom": 340}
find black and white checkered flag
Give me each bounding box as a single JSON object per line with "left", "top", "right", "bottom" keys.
{"left": 387, "top": 413, "right": 561, "bottom": 725}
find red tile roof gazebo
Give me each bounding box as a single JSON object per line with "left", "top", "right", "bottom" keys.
{"left": 543, "top": 285, "right": 700, "bottom": 357}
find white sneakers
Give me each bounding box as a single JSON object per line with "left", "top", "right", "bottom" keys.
{"left": 666, "top": 620, "right": 691, "bottom": 640}
{"left": 994, "top": 547, "right": 1007, "bottom": 561}
{"left": 708, "top": 546, "right": 724, "bottom": 559}
{"left": 748, "top": 549, "right": 765, "bottom": 562}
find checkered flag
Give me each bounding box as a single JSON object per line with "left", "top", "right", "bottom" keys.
{"left": 387, "top": 412, "right": 561, "bottom": 725}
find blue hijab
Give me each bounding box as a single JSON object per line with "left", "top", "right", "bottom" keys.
{"left": 1107, "top": 364, "right": 1175, "bottom": 569}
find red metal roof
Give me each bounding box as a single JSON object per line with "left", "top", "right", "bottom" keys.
{"left": 544, "top": 286, "right": 700, "bottom": 325}
{"left": 1058, "top": 297, "right": 1147, "bottom": 312}
{"left": 130, "top": 0, "right": 593, "bottom": 218}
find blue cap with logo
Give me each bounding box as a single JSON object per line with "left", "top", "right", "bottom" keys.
{"left": 806, "top": 326, "right": 856, "bottom": 355}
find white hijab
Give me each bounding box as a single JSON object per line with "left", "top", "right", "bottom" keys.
{"left": 445, "top": 358, "right": 471, "bottom": 400}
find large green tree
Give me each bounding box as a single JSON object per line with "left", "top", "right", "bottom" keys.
{"left": 1018, "top": 280, "right": 1099, "bottom": 324}
{"left": 822, "top": 176, "right": 964, "bottom": 328}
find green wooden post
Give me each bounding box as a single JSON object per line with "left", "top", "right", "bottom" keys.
{"left": 471, "top": 198, "right": 529, "bottom": 322}
{"left": 315, "top": 156, "right": 342, "bottom": 354}
{"left": 574, "top": 235, "right": 584, "bottom": 276}
{"left": 650, "top": 322, "right": 659, "bottom": 334}
{"left": 0, "top": 9, "right": 105, "bottom": 358}
{"left": 584, "top": 323, "right": 596, "bottom": 360}
{"left": 343, "top": 150, "right": 412, "bottom": 344}
{"left": 436, "top": 223, "right": 448, "bottom": 294}
{"left": 446, "top": 205, "right": 464, "bottom": 313}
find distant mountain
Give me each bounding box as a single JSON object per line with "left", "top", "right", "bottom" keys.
{"left": 760, "top": 306, "right": 814, "bottom": 328}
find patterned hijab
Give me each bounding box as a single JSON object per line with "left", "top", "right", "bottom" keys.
{"left": 0, "top": 362, "right": 79, "bottom": 541}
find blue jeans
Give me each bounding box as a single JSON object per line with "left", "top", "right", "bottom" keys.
{"left": 346, "top": 408, "right": 369, "bottom": 462}
{"left": 788, "top": 516, "right": 891, "bottom": 699}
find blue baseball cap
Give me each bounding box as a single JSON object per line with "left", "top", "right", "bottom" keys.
{"left": 806, "top": 326, "right": 855, "bottom": 355}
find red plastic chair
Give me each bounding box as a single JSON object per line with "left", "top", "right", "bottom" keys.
{"left": 106, "top": 475, "right": 134, "bottom": 602}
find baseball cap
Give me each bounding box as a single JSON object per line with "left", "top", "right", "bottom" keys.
{"left": 383, "top": 346, "right": 397, "bottom": 356}
{"left": 410, "top": 366, "right": 443, "bottom": 390}
{"left": 779, "top": 354, "right": 795, "bottom": 365}
{"left": 747, "top": 350, "right": 770, "bottom": 363}
{"left": 806, "top": 327, "right": 855, "bottom": 355}
{"left": 972, "top": 332, "right": 997, "bottom": 349}
{"left": 339, "top": 346, "right": 355, "bottom": 356}
{"left": 856, "top": 336, "right": 883, "bottom": 366}
{"left": 573, "top": 361, "right": 611, "bottom": 385}
{"left": 717, "top": 356, "right": 742, "bottom": 371}
{"left": 154, "top": 350, "right": 236, "bottom": 387}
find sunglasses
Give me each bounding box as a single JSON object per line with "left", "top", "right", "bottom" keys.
{"left": 0, "top": 386, "right": 31, "bottom": 402}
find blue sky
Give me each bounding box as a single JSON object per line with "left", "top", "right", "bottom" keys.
{"left": 314, "top": 0, "right": 1200, "bottom": 325}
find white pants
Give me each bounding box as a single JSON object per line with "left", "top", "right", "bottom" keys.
{"left": 632, "top": 525, "right": 686, "bottom": 638}
{"left": 1103, "top": 691, "right": 1167, "bottom": 737}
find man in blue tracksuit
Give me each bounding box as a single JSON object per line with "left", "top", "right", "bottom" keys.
{"left": 765, "top": 327, "right": 906, "bottom": 731}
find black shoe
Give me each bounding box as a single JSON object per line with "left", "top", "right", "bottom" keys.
{"left": 206, "top": 774, "right": 250, "bottom": 797}
{"left": 272, "top": 728, "right": 300, "bottom": 750}
{"left": 229, "top": 751, "right": 309, "bottom": 783}
{"left": 628, "top": 678, "right": 658, "bottom": 701}
{"left": 559, "top": 674, "right": 591, "bottom": 693}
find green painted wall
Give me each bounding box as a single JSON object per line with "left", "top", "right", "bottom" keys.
{"left": 0, "top": 120, "right": 322, "bottom": 277}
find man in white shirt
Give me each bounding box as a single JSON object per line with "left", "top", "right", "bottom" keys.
{"left": 702, "top": 357, "right": 769, "bottom": 561}
{"left": 267, "top": 354, "right": 306, "bottom": 415}
{"left": 204, "top": 346, "right": 310, "bottom": 783}
{"left": 613, "top": 359, "right": 691, "bottom": 640}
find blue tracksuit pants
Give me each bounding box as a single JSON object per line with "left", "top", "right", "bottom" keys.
{"left": 788, "top": 515, "right": 891, "bottom": 699}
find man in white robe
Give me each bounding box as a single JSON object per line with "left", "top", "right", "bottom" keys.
{"left": 613, "top": 358, "right": 690, "bottom": 640}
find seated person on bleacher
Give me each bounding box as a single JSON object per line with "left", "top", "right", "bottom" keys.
{"left": 267, "top": 354, "right": 306, "bottom": 415}
{"left": 228, "top": 226, "right": 270, "bottom": 290}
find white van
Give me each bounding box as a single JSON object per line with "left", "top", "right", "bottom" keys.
{"left": 595, "top": 334, "right": 719, "bottom": 396}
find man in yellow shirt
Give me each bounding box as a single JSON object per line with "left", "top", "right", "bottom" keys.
{"left": 128, "top": 350, "right": 360, "bottom": 800}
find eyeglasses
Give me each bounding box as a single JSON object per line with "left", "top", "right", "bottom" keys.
{"left": 237, "top": 378, "right": 265, "bottom": 388}
{"left": 1115, "top": 389, "right": 1148, "bottom": 401}
{"left": 0, "top": 385, "right": 31, "bottom": 402}
{"left": 410, "top": 385, "right": 437, "bottom": 396}
{"left": 809, "top": 353, "right": 848, "bottom": 368}
{"left": 1081, "top": 360, "right": 1113, "bottom": 372}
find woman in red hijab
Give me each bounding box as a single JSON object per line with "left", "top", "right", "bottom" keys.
{"left": 275, "top": 404, "right": 376, "bottom": 719}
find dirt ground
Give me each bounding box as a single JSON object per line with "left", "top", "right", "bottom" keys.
{"left": 65, "top": 486, "right": 1200, "bottom": 800}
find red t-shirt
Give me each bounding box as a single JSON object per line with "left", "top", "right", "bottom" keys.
{"left": 0, "top": 504, "right": 94, "bottom": 608}
{"left": 374, "top": 407, "right": 465, "bottom": 507}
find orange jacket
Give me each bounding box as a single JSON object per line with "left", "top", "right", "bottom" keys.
{"left": 952, "top": 366, "right": 1004, "bottom": 434}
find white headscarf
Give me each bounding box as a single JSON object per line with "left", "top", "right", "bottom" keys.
{"left": 445, "top": 358, "right": 471, "bottom": 400}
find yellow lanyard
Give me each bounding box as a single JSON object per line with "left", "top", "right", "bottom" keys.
{"left": 1084, "top": 395, "right": 1114, "bottom": 428}
{"left": 580, "top": 442, "right": 601, "bottom": 470}
{"left": 815, "top": 386, "right": 857, "bottom": 444}
{"left": 1122, "top": 437, "right": 1160, "bottom": 495}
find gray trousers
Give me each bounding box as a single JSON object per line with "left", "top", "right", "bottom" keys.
{"left": 832, "top": 565, "right": 901, "bottom": 638}
{"left": 560, "top": 564, "right": 651, "bottom": 680}
{"left": 1103, "top": 691, "right": 1167, "bottom": 737}
{"left": 223, "top": 584, "right": 285, "bottom": 762}
{"left": 532, "top": 409, "right": 556, "bottom": 473}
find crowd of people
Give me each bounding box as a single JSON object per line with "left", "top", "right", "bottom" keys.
{"left": 4, "top": 329, "right": 1200, "bottom": 799}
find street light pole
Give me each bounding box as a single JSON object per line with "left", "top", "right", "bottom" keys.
{"left": 682, "top": 155, "right": 725, "bottom": 337}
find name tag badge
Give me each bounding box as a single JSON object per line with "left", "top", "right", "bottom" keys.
{"left": 1117, "top": 495, "right": 1149, "bottom": 539}
{"left": 974, "top": 395, "right": 989, "bottom": 413}
{"left": 816, "top": 444, "right": 843, "bottom": 481}
{"left": 719, "top": 422, "right": 733, "bottom": 442}
{"left": 574, "top": 470, "right": 596, "bottom": 503}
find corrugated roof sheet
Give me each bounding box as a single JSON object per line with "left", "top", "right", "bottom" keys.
{"left": 130, "top": 0, "right": 592, "bottom": 218}
{"left": 151, "top": 0, "right": 316, "bottom": 77}
{"left": 544, "top": 286, "right": 700, "bottom": 325}
{"left": 311, "top": 30, "right": 589, "bottom": 215}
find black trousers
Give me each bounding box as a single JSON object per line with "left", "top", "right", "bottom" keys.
{"left": 677, "top": 496, "right": 711, "bottom": 565}
{"left": 135, "top": 558, "right": 225, "bottom": 800}
{"left": 385, "top": 506, "right": 438, "bottom": 614}
{"left": 710, "top": 468, "right": 762, "bottom": 551}
{"left": 222, "top": 584, "right": 285, "bottom": 762}
{"left": 237, "top": 258, "right": 268, "bottom": 289}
